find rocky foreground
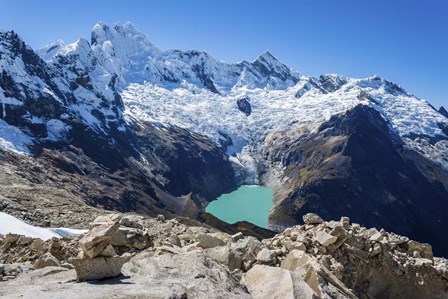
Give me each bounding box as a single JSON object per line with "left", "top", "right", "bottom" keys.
{"left": 1, "top": 213, "right": 447, "bottom": 299}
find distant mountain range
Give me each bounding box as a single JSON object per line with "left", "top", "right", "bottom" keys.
{"left": 0, "top": 22, "right": 447, "bottom": 255}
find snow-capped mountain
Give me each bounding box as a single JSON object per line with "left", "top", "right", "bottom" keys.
{"left": 36, "top": 22, "right": 448, "bottom": 173}
{"left": 1, "top": 22, "right": 448, "bottom": 255}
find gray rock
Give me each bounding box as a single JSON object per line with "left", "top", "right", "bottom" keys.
{"left": 281, "top": 250, "right": 313, "bottom": 271}
{"left": 166, "top": 235, "right": 181, "bottom": 247}
{"left": 18, "top": 236, "right": 33, "bottom": 245}
{"left": 34, "top": 253, "right": 61, "bottom": 269}
{"left": 111, "top": 227, "right": 152, "bottom": 250}
{"left": 303, "top": 213, "right": 324, "bottom": 225}
{"left": 291, "top": 242, "right": 306, "bottom": 251}
{"left": 237, "top": 97, "right": 252, "bottom": 116}
{"left": 156, "top": 214, "right": 166, "bottom": 222}
{"left": 369, "top": 243, "right": 382, "bottom": 257}
{"left": 388, "top": 235, "right": 409, "bottom": 246}
{"left": 256, "top": 248, "right": 276, "bottom": 265}
{"left": 401, "top": 240, "right": 433, "bottom": 259}
{"left": 60, "top": 262, "right": 74, "bottom": 270}
{"left": 205, "top": 245, "right": 229, "bottom": 265}
{"left": 2, "top": 251, "right": 250, "bottom": 298}
{"left": 369, "top": 231, "right": 385, "bottom": 242}
{"left": 244, "top": 264, "right": 318, "bottom": 299}
{"left": 340, "top": 217, "right": 350, "bottom": 229}
{"left": 0, "top": 263, "right": 4, "bottom": 275}
{"left": 4, "top": 233, "right": 20, "bottom": 244}
{"left": 328, "top": 225, "right": 349, "bottom": 252}
{"left": 284, "top": 227, "right": 293, "bottom": 237}
{"left": 197, "top": 233, "right": 226, "bottom": 248}
{"left": 71, "top": 256, "right": 129, "bottom": 282}
{"left": 79, "top": 222, "right": 120, "bottom": 258}
{"left": 231, "top": 232, "right": 244, "bottom": 242}
{"left": 414, "top": 258, "right": 433, "bottom": 267}
{"left": 118, "top": 215, "right": 144, "bottom": 229}
{"left": 99, "top": 244, "right": 116, "bottom": 257}
{"left": 314, "top": 230, "right": 338, "bottom": 247}
{"left": 232, "top": 237, "right": 263, "bottom": 271}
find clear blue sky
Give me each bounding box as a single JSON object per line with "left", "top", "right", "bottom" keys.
{"left": 0, "top": 0, "right": 446, "bottom": 108}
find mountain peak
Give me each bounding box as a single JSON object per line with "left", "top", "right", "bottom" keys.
{"left": 255, "top": 50, "right": 279, "bottom": 64}
{"left": 90, "top": 21, "right": 154, "bottom": 53}
{"left": 439, "top": 106, "right": 448, "bottom": 118}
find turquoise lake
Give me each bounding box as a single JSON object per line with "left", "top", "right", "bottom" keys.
{"left": 205, "top": 185, "right": 273, "bottom": 228}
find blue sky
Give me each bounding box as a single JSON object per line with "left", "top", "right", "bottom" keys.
{"left": 0, "top": 0, "right": 446, "bottom": 108}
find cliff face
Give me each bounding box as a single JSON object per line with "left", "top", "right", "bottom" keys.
{"left": 264, "top": 105, "right": 448, "bottom": 256}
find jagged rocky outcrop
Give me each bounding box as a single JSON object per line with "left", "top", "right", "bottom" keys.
{"left": 1, "top": 212, "right": 447, "bottom": 298}
{"left": 237, "top": 97, "right": 252, "bottom": 116}
{"left": 263, "top": 105, "right": 448, "bottom": 256}
{"left": 440, "top": 106, "right": 448, "bottom": 118}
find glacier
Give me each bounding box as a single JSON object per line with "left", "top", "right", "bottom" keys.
{"left": 1, "top": 22, "right": 446, "bottom": 173}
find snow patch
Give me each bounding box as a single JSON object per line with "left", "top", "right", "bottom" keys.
{"left": 0, "top": 212, "right": 87, "bottom": 240}
{"left": 0, "top": 119, "right": 33, "bottom": 155}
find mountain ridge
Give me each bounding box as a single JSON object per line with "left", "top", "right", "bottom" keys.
{"left": 1, "top": 22, "right": 448, "bottom": 255}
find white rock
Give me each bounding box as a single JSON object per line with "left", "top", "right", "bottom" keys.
{"left": 197, "top": 234, "right": 226, "bottom": 248}
{"left": 231, "top": 232, "right": 244, "bottom": 242}
{"left": 415, "top": 258, "right": 433, "bottom": 267}
{"left": 303, "top": 213, "right": 324, "bottom": 225}
{"left": 369, "top": 244, "right": 382, "bottom": 257}
{"left": 244, "top": 265, "right": 317, "bottom": 299}
{"left": 314, "top": 231, "right": 338, "bottom": 247}
{"left": 256, "top": 248, "right": 276, "bottom": 264}
{"left": 284, "top": 228, "right": 293, "bottom": 237}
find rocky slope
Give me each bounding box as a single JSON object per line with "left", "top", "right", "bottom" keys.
{"left": 263, "top": 105, "right": 448, "bottom": 256}
{"left": 1, "top": 22, "right": 448, "bottom": 257}
{"left": 1, "top": 212, "right": 447, "bottom": 298}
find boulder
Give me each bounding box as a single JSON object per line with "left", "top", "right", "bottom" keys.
{"left": 231, "top": 232, "right": 244, "bottom": 242}
{"left": 166, "top": 235, "right": 181, "bottom": 247}
{"left": 303, "top": 213, "right": 323, "bottom": 225}
{"left": 92, "top": 214, "right": 122, "bottom": 224}
{"left": 205, "top": 245, "right": 229, "bottom": 265}
{"left": 401, "top": 240, "right": 433, "bottom": 259}
{"left": 369, "top": 232, "right": 384, "bottom": 242}
{"left": 314, "top": 230, "right": 338, "bottom": 247}
{"left": 285, "top": 255, "right": 357, "bottom": 298}
{"left": 232, "top": 237, "right": 263, "bottom": 271}
{"left": 118, "top": 215, "right": 144, "bottom": 229}
{"left": 4, "top": 234, "right": 20, "bottom": 244}
{"left": 256, "top": 248, "right": 276, "bottom": 265}
{"left": 99, "top": 244, "right": 116, "bottom": 257}
{"left": 79, "top": 222, "right": 120, "bottom": 258}
{"left": 18, "top": 236, "right": 33, "bottom": 245}
{"left": 284, "top": 227, "right": 293, "bottom": 237}
{"left": 197, "top": 233, "right": 226, "bottom": 248}
{"left": 111, "top": 227, "right": 152, "bottom": 249}
{"left": 414, "top": 258, "right": 433, "bottom": 267}
{"left": 328, "top": 225, "right": 349, "bottom": 252}
{"left": 237, "top": 97, "right": 252, "bottom": 116}
{"left": 243, "top": 264, "right": 318, "bottom": 299}
{"left": 369, "top": 243, "right": 382, "bottom": 257}
{"left": 281, "top": 250, "right": 314, "bottom": 271}
{"left": 34, "top": 253, "right": 61, "bottom": 269}
{"left": 340, "top": 217, "right": 350, "bottom": 230}
{"left": 156, "top": 214, "right": 166, "bottom": 222}
{"left": 388, "top": 234, "right": 409, "bottom": 246}
{"left": 292, "top": 242, "right": 306, "bottom": 251}
{"left": 71, "top": 256, "right": 129, "bottom": 282}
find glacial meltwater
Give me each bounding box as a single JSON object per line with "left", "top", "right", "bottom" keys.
{"left": 205, "top": 185, "right": 273, "bottom": 228}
